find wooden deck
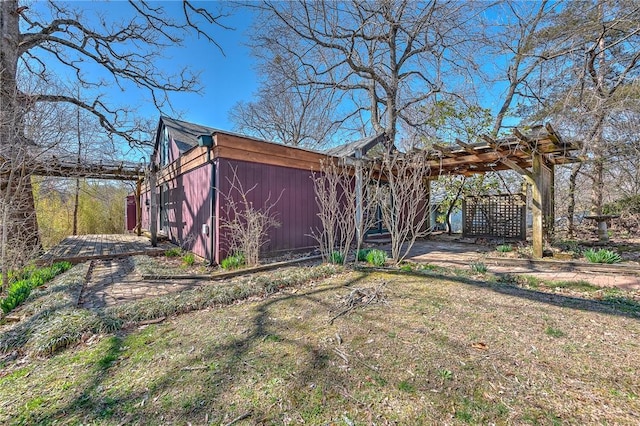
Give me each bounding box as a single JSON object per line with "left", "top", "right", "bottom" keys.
{"left": 39, "top": 234, "right": 174, "bottom": 264}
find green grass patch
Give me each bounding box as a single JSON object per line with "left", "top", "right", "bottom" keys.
{"left": 550, "top": 280, "right": 600, "bottom": 292}
{"left": 164, "top": 247, "right": 182, "bottom": 257}
{"left": 469, "top": 262, "right": 487, "bottom": 274}
{"left": 397, "top": 380, "right": 415, "bottom": 393}
{"left": 545, "top": 326, "right": 565, "bottom": 338}
{"left": 330, "top": 251, "right": 345, "bottom": 265}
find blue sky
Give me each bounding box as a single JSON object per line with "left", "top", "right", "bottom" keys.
{"left": 24, "top": 1, "right": 521, "bottom": 157}
{"left": 147, "top": 3, "right": 259, "bottom": 130}
{"left": 27, "top": 1, "right": 260, "bottom": 132}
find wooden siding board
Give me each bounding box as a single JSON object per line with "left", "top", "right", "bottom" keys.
{"left": 215, "top": 158, "right": 321, "bottom": 263}
{"left": 166, "top": 164, "right": 211, "bottom": 259}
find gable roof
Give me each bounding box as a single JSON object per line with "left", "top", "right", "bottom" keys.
{"left": 325, "top": 133, "right": 387, "bottom": 158}
{"left": 160, "top": 116, "right": 219, "bottom": 154}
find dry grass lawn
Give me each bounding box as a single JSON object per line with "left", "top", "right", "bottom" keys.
{"left": 1, "top": 268, "right": 639, "bottom": 425}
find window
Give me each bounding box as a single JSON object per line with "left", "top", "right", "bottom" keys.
{"left": 159, "top": 126, "right": 170, "bottom": 166}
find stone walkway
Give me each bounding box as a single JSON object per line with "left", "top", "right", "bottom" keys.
{"left": 79, "top": 258, "right": 202, "bottom": 309}
{"left": 76, "top": 238, "right": 640, "bottom": 310}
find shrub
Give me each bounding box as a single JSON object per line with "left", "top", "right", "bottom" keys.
{"left": 366, "top": 249, "right": 387, "bottom": 266}
{"left": 357, "top": 248, "right": 372, "bottom": 262}
{"left": 470, "top": 262, "right": 488, "bottom": 274}
{"left": 399, "top": 264, "right": 413, "bottom": 272}
{"left": 603, "top": 195, "right": 640, "bottom": 215}
{"left": 182, "top": 253, "right": 195, "bottom": 266}
{"left": 330, "top": 251, "right": 345, "bottom": 265}
{"left": 496, "top": 244, "right": 513, "bottom": 253}
{"left": 220, "top": 253, "right": 245, "bottom": 270}
{"left": 165, "top": 247, "right": 182, "bottom": 257}
{"left": 583, "top": 249, "right": 621, "bottom": 264}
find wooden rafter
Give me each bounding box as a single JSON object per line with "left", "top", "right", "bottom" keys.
{"left": 1, "top": 156, "right": 144, "bottom": 180}
{"left": 418, "top": 124, "right": 581, "bottom": 177}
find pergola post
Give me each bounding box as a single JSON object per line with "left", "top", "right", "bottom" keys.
{"left": 532, "top": 154, "right": 544, "bottom": 258}
{"left": 531, "top": 153, "right": 554, "bottom": 258}
{"left": 135, "top": 178, "right": 142, "bottom": 236}
{"left": 354, "top": 148, "right": 364, "bottom": 247}
{"left": 149, "top": 167, "right": 158, "bottom": 247}
{"left": 425, "top": 177, "right": 432, "bottom": 231}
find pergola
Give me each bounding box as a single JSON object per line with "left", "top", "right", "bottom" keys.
{"left": 426, "top": 123, "right": 581, "bottom": 258}
{"left": 341, "top": 123, "right": 582, "bottom": 258}
{"left": 1, "top": 154, "right": 146, "bottom": 237}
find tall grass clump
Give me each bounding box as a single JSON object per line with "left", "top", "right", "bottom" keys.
{"left": 221, "top": 253, "right": 245, "bottom": 270}
{"left": 583, "top": 249, "right": 621, "bottom": 264}
{"left": 366, "top": 249, "right": 387, "bottom": 266}
{"left": 357, "top": 248, "right": 372, "bottom": 262}
{"left": 1, "top": 261, "right": 72, "bottom": 314}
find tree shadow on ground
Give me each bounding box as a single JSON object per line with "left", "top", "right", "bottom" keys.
{"left": 28, "top": 272, "right": 371, "bottom": 424}
{"left": 381, "top": 268, "right": 640, "bottom": 320}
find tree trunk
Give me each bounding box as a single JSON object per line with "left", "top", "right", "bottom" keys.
{"left": 73, "top": 178, "right": 80, "bottom": 235}
{"left": 446, "top": 177, "right": 466, "bottom": 235}
{"left": 1, "top": 1, "right": 42, "bottom": 264}
{"left": 566, "top": 162, "right": 582, "bottom": 238}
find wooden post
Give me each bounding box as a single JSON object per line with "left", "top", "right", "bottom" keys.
{"left": 149, "top": 167, "right": 158, "bottom": 247}
{"left": 531, "top": 154, "right": 555, "bottom": 258}
{"left": 354, "top": 149, "right": 363, "bottom": 246}
{"left": 425, "top": 177, "right": 432, "bottom": 231}
{"left": 135, "top": 178, "right": 142, "bottom": 236}
{"left": 532, "top": 153, "right": 544, "bottom": 258}
{"left": 546, "top": 160, "right": 555, "bottom": 244}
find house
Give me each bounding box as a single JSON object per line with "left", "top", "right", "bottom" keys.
{"left": 140, "top": 116, "right": 338, "bottom": 264}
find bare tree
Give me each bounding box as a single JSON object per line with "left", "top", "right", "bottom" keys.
{"left": 220, "top": 167, "right": 282, "bottom": 267}
{"left": 374, "top": 150, "right": 432, "bottom": 264}
{"left": 310, "top": 158, "right": 359, "bottom": 264}
{"left": 249, "top": 0, "right": 481, "bottom": 147}
{"left": 1, "top": 0, "right": 227, "bottom": 258}
{"left": 229, "top": 53, "right": 344, "bottom": 149}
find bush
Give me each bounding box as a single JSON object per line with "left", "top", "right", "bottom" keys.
{"left": 470, "top": 262, "right": 488, "bottom": 273}
{"left": 330, "top": 251, "right": 345, "bottom": 265}
{"left": 583, "top": 249, "right": 621, "bottom": 264}
{"left": 0, "top": 262, "right": 72, "bottom": 314}
{"left": 165, "top": 247, "right": 182, "bottom": 257}
{"left": 220, "top": 253, "right": 245, "bottom": 270}
{"left": 182, "top": 253, "right": 196, "bottom": 266}
{"left": 366, "top": 249, "right": 387, "bottom": 266}
{"left": 357, "top": 248, "right": 372, "bottom": 262}
{"left": 496, "top": 244, "right": 513, "bottom": 253}
{"left": 603, "top": 195, "right": 640, "bottom": 215}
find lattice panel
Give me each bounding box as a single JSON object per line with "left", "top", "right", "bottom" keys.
{"left": 463, "top": 194, "right": 526, "bottom": 240}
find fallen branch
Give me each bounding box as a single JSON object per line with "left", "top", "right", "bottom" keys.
{"left": 330, "top": 282, "right": 386, "bottom": 324}
{"left": 224, "top": 411, "right": 252, "bottom": 426}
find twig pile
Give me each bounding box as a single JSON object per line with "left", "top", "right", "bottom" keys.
{"left": 330, "top": 282, "right": 387, "bottom": 324}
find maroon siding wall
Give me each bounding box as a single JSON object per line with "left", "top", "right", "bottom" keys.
{"left": 141, "top": 189, "right": 151, "bottom": 231}
{"left": 164, "top": 164, "right": 211, "bottom": 259}
{"left": 216, "top": 158, "right": 320, "bottom": 262}
{"left": 125, "top": 195, "right": 137, "bottom": 232}
{"left": 139, "top": 165, "right": 212, "bottom": 259}
{"left": 169, "top": 137, "right": 181, "bottom": 164}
